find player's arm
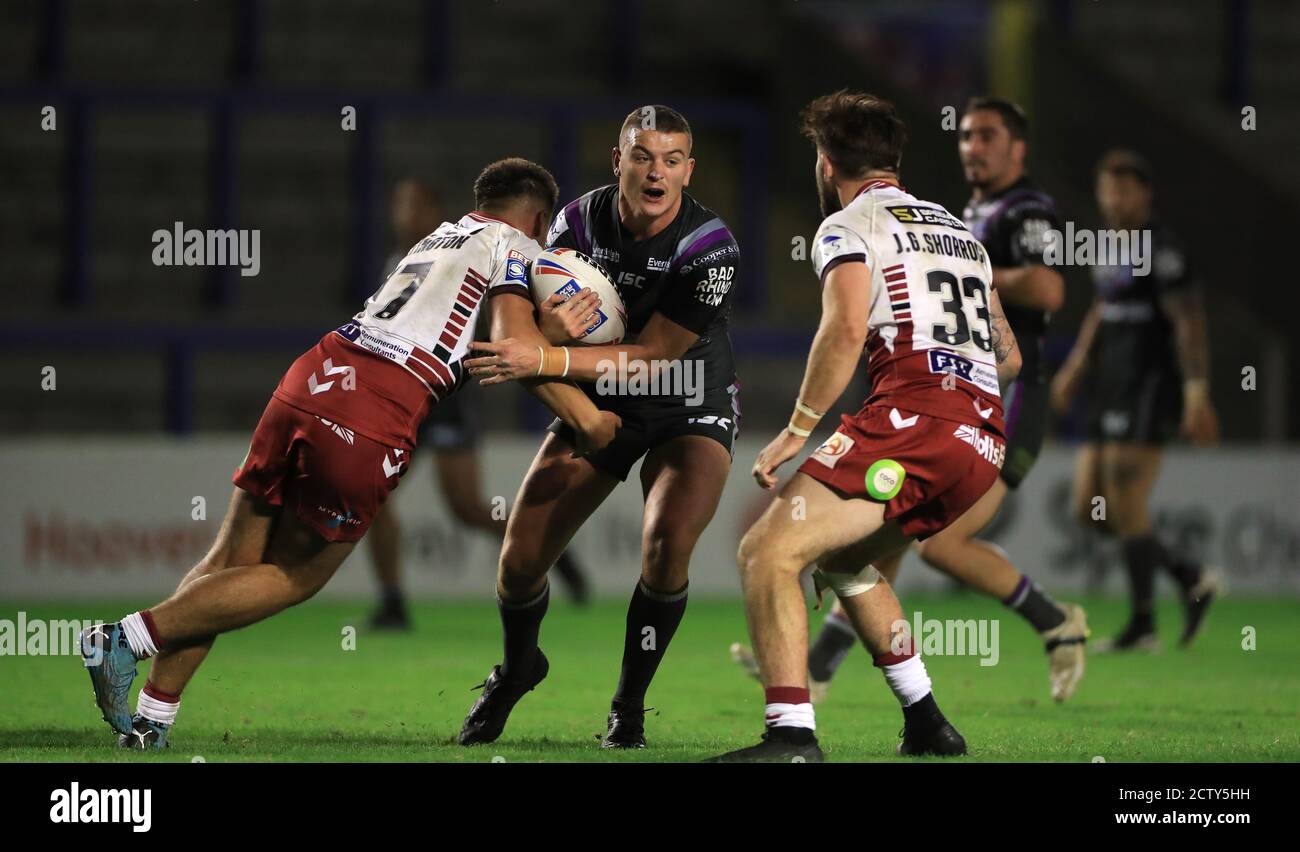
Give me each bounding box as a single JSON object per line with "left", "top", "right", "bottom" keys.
{"left": 990, "top": 264, "right": 1064, "bottom": 312}
{"left": 751, "top": 260, "right": 871, "bottom": 489}
{"left": 991, "top": 204, "right": 1065, "bottom": 312}
{"left": 469, "top": 312, "right": 698, "bottom": 384}
{"left": 1159, "top": 286, "right": 1218, "bottom": 445}
{"left": 469, "top": 238, "right": 738, "bottom": 383}
{"left": 987, "top": 287, "right": 1022, "bottom": 392}
{"left": 487, "top": 293, "right": 621, "bottom": 453}
{"left": 1049, "top": 298, "right": 1101, "bottom": 414}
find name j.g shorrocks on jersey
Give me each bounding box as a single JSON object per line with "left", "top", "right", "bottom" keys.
{"left": 813, "top": 181, "right": 1006, "bottom": 434}
{"left": 273, "top": 211, "right": 538, "bottom": 450}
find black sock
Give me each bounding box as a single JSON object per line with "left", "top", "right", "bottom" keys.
{"left": 807, "top": 610, "right": 857, "bottom": 682}
{"left": 1001, "top": 575, "right": 1066, "bottom": 632}
{"left": 380, "top": 586, "right": 405, "bottom": 609}
{"left": 552, "top": 551, "right": 590, "bottom": 601}
{"left": 498, "top": 584, "right": 548, "bottom": 679}
{"left": 1143, "top": 535, "right": 1202, "bottom": 592}
{"left": 612, "top": 580, "right": 688, "bottom": 708}
{"left": 1121, "top": 537, "right": 1159, "bottom": 626}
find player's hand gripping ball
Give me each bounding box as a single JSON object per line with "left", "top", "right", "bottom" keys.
{"left": 530, "top": 248, "right": 627, "bottom": 345}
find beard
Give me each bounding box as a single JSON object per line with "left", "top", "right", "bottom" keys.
{"left": 816, "top": 169, "right": 841, "bottom": 218}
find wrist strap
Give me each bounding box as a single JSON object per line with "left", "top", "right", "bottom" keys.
{"left": 539, "top": 346, "right": 571, "bottom": 378}
{"left": 789, "top": 398, "right": 824, "bottom": 436}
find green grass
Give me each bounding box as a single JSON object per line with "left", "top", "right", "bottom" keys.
{"left": 1, "top": 595, "right": 1297, "bottom": 762}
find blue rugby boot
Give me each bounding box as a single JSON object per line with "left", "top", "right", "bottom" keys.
{"left": 80, "top": 622, "right": 138, "bottom": 736}
{"left": 118, "top": 714, "right": 171, "bottom": 750}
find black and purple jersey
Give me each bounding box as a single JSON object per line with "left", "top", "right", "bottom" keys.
{"left": 963, "top": 176, "right": 1062, "bottom": 385}
{"left": 546, "top": 184, "right": 740, "bottom": 402}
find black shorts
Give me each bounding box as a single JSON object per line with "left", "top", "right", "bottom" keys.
{"left": 999, "top": 379, "right": 1047, "bottom": 490}
{"left": 549, "top": 383, "right": 741, "bottom": 481}
{"left": 416, "top": 381, "right": 481, "bottom": 453}
{"left": 1086, "top": 369, "right": 1183, "bottom": 445}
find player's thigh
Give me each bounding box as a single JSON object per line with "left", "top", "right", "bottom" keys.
{"left": 500, "top": 432, "right": 618, "bottom": 576}
{"left": 1099, "top": 442, "right": 1163, "bottom": 517}
{"left": 433, "top": 448, "right": 491, "bottom": 521}
{"left": 916, "top": 477, "right": 1007, "bottom": 565}
{"left": 638, "top": 435, "right": 732, "bottom": 580}
{"left": 1070, "top": 442, "right": 1104, "bottom": 524}
{"left": 740, "top": 472, "right": 896, "bottom": 574}
{"left": 181, "top": 487, "right": 278, "bottom": 590}
{"left": 263, "top": 505, "right": 356, "bottom": 602}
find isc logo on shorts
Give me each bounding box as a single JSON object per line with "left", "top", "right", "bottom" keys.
{"left": 810, "top": 431, "right": 855, "bottom": 468}
{"left": 953, "top": 424, "right": 1006, "bottom": 468}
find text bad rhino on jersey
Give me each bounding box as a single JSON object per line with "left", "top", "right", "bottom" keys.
{"left": 152, "top": 221, "right": 261, "bottom": 277}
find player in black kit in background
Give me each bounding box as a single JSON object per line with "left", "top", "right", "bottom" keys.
{"left": 459, "top": 105, "right": 742, "bottom": 749}
{"left": 1052, "top": 149, "right": 1223, "bottom": 652}
{"left": 739, "top": 96, "right": 1088, "bottom": 704}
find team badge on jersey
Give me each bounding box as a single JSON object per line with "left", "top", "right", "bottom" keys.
{"left": 810, "top": 431, "right": 855, "bottom": 469}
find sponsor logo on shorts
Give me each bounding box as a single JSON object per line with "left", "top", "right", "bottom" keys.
{"left": 686, "top": 414, "right": 734, "bottom": 433}
{"left": 953, "top": 424, "right": 1006, "bottom": 468}
{"left": 316, "top": 417, "right": 355, "bottom": 445}
{"left": 810, "top": 431, "right": 855, "bottom": 469}
{"left": 865, "top": 458, "right": 906, "bottom": 501}
{"left": 928, "top": 350, "right": 999, "bottom": 396}
{"left": 318, "top": 507, "right": 359, "bottom": 529}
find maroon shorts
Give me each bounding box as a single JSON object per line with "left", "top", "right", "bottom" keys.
{"left": 797, "top": 404, "right": 1006, "bottom": 541}
{"left": 233, "top": 397, "right": 409, "bottom": 542}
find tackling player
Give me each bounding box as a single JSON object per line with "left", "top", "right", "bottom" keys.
{"left": 732, "top": 96, "right": 1088, "bottom": 704}
{"left": 708, "top": 91, "right": 1022, "bottom": 762}
{"left": 459, "top": 105, "right": 742, "bottom": 749}
{"left": 1050, "top": 148, "right": 1223, "bottom": 651}
{"left": 78, "top": 159, "right": 617, "bottom": 749}
{"left": 366, "top": 178, "right": 590, "bottom": 631}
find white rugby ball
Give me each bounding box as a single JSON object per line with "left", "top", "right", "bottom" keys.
{"left": 530, "top": 248, "right": 627, "bottom": 345}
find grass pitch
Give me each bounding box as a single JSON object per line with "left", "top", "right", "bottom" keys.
{"left": 1, "top": 595, "right": 1297, "bottom": 762}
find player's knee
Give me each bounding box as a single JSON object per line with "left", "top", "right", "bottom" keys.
{"left": 643, "top": 523, "right": 695, "bottom": 576}
{"left": 498, "top": 537, "right": 550, "bottom": 588}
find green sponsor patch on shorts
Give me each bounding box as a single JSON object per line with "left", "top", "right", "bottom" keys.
{"left": 865, "top": 458, "right": 905, "bottom": 501}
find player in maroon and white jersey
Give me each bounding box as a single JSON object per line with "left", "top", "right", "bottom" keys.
{"left": 79, "top": 159, "right": 619, "bottom": 749}
{"left": 708, "top": 92, "right": 1023, "bottom": 762}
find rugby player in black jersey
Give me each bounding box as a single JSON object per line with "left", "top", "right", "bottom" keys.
{"left": 1052, "top": 148, "right": 1223, "bottom": 652}
{"left": 459, "top": 105, "right": 742, "bottom": 748}
{"left": 732, "top": 96, "right": 1089, "bottom": 704}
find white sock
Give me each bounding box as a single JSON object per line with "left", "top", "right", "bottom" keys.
{"left": 880, "top": 655, "right": 933, "bottom": 708}
{"left": 137, "top": 685, "right": 180, "bottom": 726}
{"left": 119, "top": 612, "right": 159, "bottom": 659}
{"left": 765, "top": 702, "right": 816, "bottom": 731}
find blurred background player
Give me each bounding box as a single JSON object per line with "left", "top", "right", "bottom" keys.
{"left": 367, "top": 178, "right": 591, "bottom": 630}
{"left": 1051, "top": 148, "right": 1224, "bottom": 652}
{"left": 731, "top": 96, "right": 1088, "bottom": 704}
{"left": 460, "top": 106, "right": 742, "bottom": 750}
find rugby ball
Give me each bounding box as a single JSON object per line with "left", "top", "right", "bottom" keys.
{"left": 530, "top": 248, "right": 627, "bottom": 345}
